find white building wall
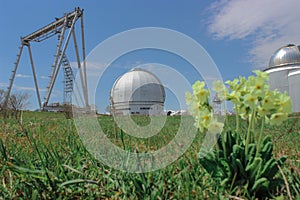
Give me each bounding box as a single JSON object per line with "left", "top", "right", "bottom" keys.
{"left": 288, "top": 69, "right": 300, "bottom": 112}
{"left": 268, "top": 70, "right": 289, "bottom": 93}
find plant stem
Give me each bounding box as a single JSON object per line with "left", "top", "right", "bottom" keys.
{"left": 235, "top": 106, "right": 239, "bottom": 133}
{"left": 230, "top": 172, "right": 237, "bottom": 191}
{"left": 223, "top": 101, "right": 227, "bottom": 126}
{"left": 251, "top": 111, "right": 256, "bottom": 135}
{"left": 277, "top": 161, "right": 292, "bottom": 200}
{"left": 256, "top": 117, "right": 265, "bottom": 157}
{"left": 245, "top": 108, "right": 256, "bottom": 157}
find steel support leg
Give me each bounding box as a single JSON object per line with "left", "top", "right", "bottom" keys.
{"left": 44, "top": 13, "right": 79, "bottom": 105}
{"left": 4, "top": 43, "right": 24, "bottom": 109}
{"left": 44, "top": 17, "right": 68, "bottom": 107}
{"left": 81, "top": 15, "right": 89, "bottom": 107}
{"left": 72, "top": 29, "right": 87, "bottom": 106}
{"left": 27, "top": 43, "right": 42, "bottom": 109}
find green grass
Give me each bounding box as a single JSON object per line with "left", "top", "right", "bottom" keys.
{"left": 0, "top": 111, "right": 299, "bottom": 199}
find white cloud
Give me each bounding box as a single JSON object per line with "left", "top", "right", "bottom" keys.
{"left": 70, "top": 61, "right": 107, "bottom": 70}
{"left": 40, "top": 75, "right": 49, "bottom": 79}
{"left": 69, "top": 61, "right": 108, "bottom": 77}
{"left": 0, "top": 83, "right": 45, "bottom": 93}
{"left": 11, "top": 85, "right": 47, "bottom": 92}
{"left": 71, "top": 61, "right": 137, "bottom": 79}
{"left": 69, "top": 61, "right": 81, "bottom": 69}
{"left": 0, "top": 82, "right": 8, "bottom": 89}
{"left": 13, "top": 86, "right": 36, "bottom": 91}
{"left": 207, "top": 0, "right": 300, "bottom": 68}
{"left": 16, "top": 73, "right": 31, "bottom": 78}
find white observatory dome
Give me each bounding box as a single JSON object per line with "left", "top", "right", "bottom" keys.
{"left": 110, "top": 68, "right": 165, "bottom": 115}
{"left": 268, "top": 44, "right": 300, "bottom": 68}
{"left": 264, "top": 44, "right": 300, "bottom": 112}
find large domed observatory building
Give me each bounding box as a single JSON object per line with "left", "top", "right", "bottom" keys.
{"left": 264, "top": 44, "right": 300, "bottom": 112}
{"left": 110, "top": 68, "right": 166, "bottom": 115}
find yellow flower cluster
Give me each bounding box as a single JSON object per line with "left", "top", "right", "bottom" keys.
{"left": 186, "top": 70, "right": 292, "bottom": 133}
{"left": 186, "top": 81, "right": 223, "bottom": 133}
{"left": 225, "top": 70, "right": 292, "bottom": 125}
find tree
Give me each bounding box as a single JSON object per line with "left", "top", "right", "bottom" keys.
{"left": 8, "top": 93, "right": 29, "bottom": 110}
{"left": 6, "top": 92, "right": 30, "bottom": 119}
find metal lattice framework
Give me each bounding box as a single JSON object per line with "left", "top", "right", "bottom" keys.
{"left": 212, "top": 93, "right": 223, "bottom": 115}
{"left": 4, "top": 7, "right": 88, "bottom": 110}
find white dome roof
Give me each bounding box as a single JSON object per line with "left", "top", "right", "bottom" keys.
{"left": 111, "top": 68, "right": 165, "bottom": 105}
{"left": 268, "top": 44, "right": 300, "bottom": 68}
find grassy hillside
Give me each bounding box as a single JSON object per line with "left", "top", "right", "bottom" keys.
{"left": 0, "top": 111, "right": 299, "bottom": 199}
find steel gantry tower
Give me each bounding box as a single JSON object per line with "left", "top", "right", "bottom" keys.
{"left": 4, "top": 7, "right": 89, "bottom": 110}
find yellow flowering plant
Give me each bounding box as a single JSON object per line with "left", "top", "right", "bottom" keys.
{"left": 186, "top": 71, "right": 292, "bottom": 198}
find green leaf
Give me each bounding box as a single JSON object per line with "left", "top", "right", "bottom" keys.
{"left": 251, "top": 177, "right": 269, "bottom": 191}
{"left": 277, "top": 156, "right": 287, "bottom": 166}
{"left": 247, "top": 144, "right": 257, "bottom": 163}
{"left": 0, "top": 139, "right": 7, "bottom": 161}
{"left": 59, "top": 179, "right": 98, "bottom": 187}
{"left": 246, "top": 157, "right": 262, "bottom": 180}
{"left": 220, "top": 158, "right": 232, "bottom": 178}
{"left": 260, "top": 141, "right": 273, "bottom": 160}
{"left": 235, "top": 158, "right": 246, "bottom": 178}
{"left": 261, "top": 135, "right": 272, "bottom": 145}
{"left": 199, "top": 156, "right": 220, "bottom": 178}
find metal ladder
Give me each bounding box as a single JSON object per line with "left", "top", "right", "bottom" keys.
{"left": 61, "top": 54, "right": 74, "bottom": 104}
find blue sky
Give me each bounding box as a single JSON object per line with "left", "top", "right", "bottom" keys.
{"left": 1, "top": 0, "right": 299, "bottom": 112}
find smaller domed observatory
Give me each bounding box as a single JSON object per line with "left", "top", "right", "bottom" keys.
{"left": 264, "top": 44, "right": 300, "bottom": 112}
{"left": 110, "top": 68, "right": 166, "bottom": 115}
